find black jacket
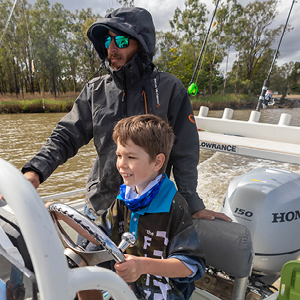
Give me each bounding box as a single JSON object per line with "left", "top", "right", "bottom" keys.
{"left": 22, "top": 7, "right": 205, "bottom": 216}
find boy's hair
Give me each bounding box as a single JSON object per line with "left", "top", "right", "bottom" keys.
{"left": 113, "top": 114, "right": 174, "bottom": 174}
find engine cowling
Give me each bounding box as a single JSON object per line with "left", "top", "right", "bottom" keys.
{"left": 221, "top": 168, "right": 300, "bottom": 276}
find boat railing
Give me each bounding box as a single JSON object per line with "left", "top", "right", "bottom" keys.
{"left": 195, "top": 106, "right": 300, "bottom": 165}
{"left": 41, "top": 189, "right": 85, "bottom": 202}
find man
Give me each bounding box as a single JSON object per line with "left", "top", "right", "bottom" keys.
{"left": 21, "top": 7, "right": 230, "bottom": 222}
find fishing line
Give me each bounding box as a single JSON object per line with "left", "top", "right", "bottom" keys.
{"left": 193, "top": 21, "right": 217, "bottom": 88}
{"left": 22, "top": 0, "right": 35, "bottom": 75}
{"left": 188, "top": 0, "right": 220, "bottom": 96}
{"left": 0, "top": 0, "right": 18, "bottom": 48}
{"left": 256, "top": 0, "right": 296, "bottom": 111}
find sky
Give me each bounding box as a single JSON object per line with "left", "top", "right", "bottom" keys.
{"left": 27, "top": 0, "right": 299, "bottom": 73}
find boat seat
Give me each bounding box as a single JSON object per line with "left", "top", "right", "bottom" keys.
{"left": 193, "top": 219, "right": 253, "bottom": 300}
{"left": 194, "top": 218, "right": 253, "bottom": 278}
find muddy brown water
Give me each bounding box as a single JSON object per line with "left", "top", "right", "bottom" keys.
{"left": 1, "top": 108, "right": 300, "bottom": 208}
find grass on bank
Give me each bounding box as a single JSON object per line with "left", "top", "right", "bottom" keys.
{"left": 0, "top": 92, "right": 258, "bottom": 113}
{"left": 0, "top": 98, "right": 75, "bottom": 114}
{"left": 190, "top": 93, "right": 258, "bottom": 110}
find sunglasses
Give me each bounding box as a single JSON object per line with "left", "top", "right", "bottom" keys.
{"left": 104, "top": 36, "right": 130, "bottom": 49}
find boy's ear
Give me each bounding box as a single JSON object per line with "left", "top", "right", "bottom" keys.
{"left": 154, "top": 153, "right": 165, "bottom": 171}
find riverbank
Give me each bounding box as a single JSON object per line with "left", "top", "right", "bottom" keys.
{"left": 274, "top": 95, "right": 300, "bottom": 108}
{"left": 1, "top": 92, "right": 299, "bottom": 113}
{"left": 0, "top": 99, "right": 74, "bottom": 114}
{"left": 190, "top": 93, "right": 258, "bottom": 110}
{"left": 191, "top": 94, "right": 300, "bottom": 110}
{"left": 0, "top": 92, "right": 75, "bottom": 113}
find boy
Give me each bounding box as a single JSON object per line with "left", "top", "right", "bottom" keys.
{"left": 90, "top": 114, "right": 206, "bottom": 300}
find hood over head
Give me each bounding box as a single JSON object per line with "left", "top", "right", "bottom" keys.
{"left": 87, "top": 7, "right": 156, "bottom": 62}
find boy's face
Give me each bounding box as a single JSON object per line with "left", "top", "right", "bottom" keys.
{"left": 116, "top": 138, "right": 161, "bottom": 194}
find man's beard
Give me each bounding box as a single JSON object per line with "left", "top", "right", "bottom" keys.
{"left": 108, "top": 54, "right": 122, "bottom": 69}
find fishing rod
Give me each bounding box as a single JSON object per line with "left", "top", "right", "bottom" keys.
{"left": 256, "top": 0, "right": 296, "bottom": 111}
{"left": 0, "top": 0, "right": 18, "bottom": 48}
{"left": 188, "top": 0, "right": 220, "bottom": 96}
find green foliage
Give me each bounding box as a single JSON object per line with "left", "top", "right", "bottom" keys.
{"left": 190, "top": 93, "right": 257, "bottom": 110}
{"left": 167, "top": 44, "right": 195, "bottom": 87}
{"left": 224, "top": 0, "right": 286, "bottom": 95}
{"left": 0, "top": 0, "right": 101, "bottom": 97}
{"left": 169, "top": 0, "right": 208, "bottom": 46}
{"left": 0, "top": 0, "right": 297, "bottom": 101}
{"left": 0, "top": 98, "right": 74, "bottom": 113}
{"left": 190, "top": 92, "right": 256, "bottom": 103}
{"left": 288, "top": 62, "right": 300, "bottom": 93}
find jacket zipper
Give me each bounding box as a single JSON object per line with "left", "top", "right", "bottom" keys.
{"left": 141, "top": 88, "right": 148, "bottom": 114}
{"left": 122, "top": 69, "right": 128, "bottom": 117}
{"left": 122, "top": 89, "right": 127, "bottom": 117}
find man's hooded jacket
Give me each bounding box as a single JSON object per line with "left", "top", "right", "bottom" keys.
{"left": 22, "top": 7, "right": 205, "bottom": 216}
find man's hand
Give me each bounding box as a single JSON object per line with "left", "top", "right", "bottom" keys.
{"left": 24, "top": 171, "right": 40, "bottom": 189}
{"left": 192, "top": 208, "right": 232, "bottom": 222}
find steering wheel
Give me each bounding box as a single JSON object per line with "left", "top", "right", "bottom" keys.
{"left": 48, "top": 203, "right": 135, "bottom": 267}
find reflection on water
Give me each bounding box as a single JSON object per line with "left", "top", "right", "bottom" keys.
{"left": 1, "top": 108, "right": 300, "bottom": 207}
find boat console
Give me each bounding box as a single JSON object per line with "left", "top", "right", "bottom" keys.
{"left": 0, "top": 158, "right": 137, "bottom": 300}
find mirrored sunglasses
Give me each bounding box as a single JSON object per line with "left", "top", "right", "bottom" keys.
{"left": 104, "top": 36, "right": 130, "bottom": 49}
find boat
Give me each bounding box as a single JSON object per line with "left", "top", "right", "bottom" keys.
{"left": 1, "top": 105, "right": 300, "bottom": 300}
{"left": 194, "top": 106, "right": 300, "bottom": 300}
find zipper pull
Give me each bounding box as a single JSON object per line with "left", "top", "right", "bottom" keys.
{"left": 122, "top": 90, "right": 125, "bottom": 102}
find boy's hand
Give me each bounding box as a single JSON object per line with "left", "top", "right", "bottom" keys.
{"left": 114, "top": 254, "right": 143, "bottom": 283}
{"left": 45, "top": 202, "right": 54, "bottom": 209}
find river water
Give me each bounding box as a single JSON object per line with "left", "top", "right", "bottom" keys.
{"left": 1, "top": 108, "right": 300, "bottom": 210}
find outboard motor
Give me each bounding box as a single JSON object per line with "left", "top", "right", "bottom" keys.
{"left": 221, "top": 168, "right": 300, "bottom": 278}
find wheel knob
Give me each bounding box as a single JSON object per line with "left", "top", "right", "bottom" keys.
{"left": 117, "top": 232, "right": 136, "bottom": 252}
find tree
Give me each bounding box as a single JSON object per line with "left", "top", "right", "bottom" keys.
{"left": 0, "top": 0, "right": 22, "bottom": 96}
{"left": 225, "top": 0, "right": 289, "bottom": 95}
{"left": 59, "top": 8, "right": 100, "bottom": 95}
{"left": 30, "top": 0, "right": 61, "bottom": 96}
{"left": 71, "top": 8, "right": 101, "bottom": 85}
{"left": 214, "top": 0, "right": 243, "bottom": 93}
{"left": 170, "top": 0, "right": 207, "bottom": 44}
{"left": 155, "top": 31, "right": 181, "bottom": 72}
{"left": 166, "top": 43, "right": 196, "bottom": 88}
{"left": 165, "top": 0, "right": 212, "bottom": 91}
{"left": 268, "top": 63, "right": 290, "bottom": 96}
{"left": 236, "top": 0, "right": 283, "bottom": 81}
{"left": 288, "top": 62, "right": 300, "bottom": 93}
